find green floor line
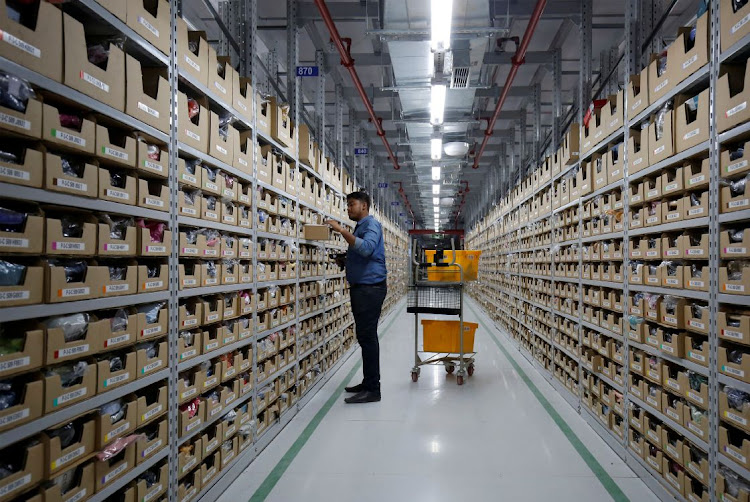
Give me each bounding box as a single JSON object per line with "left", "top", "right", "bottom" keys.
{"left": 248, "top": 304, "right": 404, "bottom": 502}
{"left": 467, "top": 302, "right": 629, "bottom": 502}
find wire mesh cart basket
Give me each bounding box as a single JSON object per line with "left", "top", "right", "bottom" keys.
{"left": 408, "top": 241, "right": 479, "bottom": 385}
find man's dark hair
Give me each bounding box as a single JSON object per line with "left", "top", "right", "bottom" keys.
{"left": 347, "top": 191, "right": 371, "bottom": 210}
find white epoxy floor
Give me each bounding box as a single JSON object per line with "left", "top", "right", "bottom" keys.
{"left": 217, "top": 299, "right": 660, "bottom": 502}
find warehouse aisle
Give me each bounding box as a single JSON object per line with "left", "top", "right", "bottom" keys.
{"left": 218, "top": 299, "right": 659, "bottom": 502}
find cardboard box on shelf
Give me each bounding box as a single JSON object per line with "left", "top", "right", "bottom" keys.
{"left": 601, "top": 91, "right": 623, "bottom": 136}
{"left": 646, "top": 108, "right": 675, "bottom": 166}
{"left": 256, "top": 144, "right": 274, "bottom": 185}
{"left": 718, "top": 59, "right": 750, "bottom": 133}
{"left": 270, "top": 96, "right": 293, "bottom": 147}
{"left": 685, "top": 264, "right": 709, "bottom": 291}
{"left": 660, "top": 166, "right": 685, "bottom": 196}
{"left": 138, "top": 262, "right": 168, "bottom": 293}
{"left": 139, "top": 227, "right": 171, "bottom": 257}
{"left": 304, "top": 224, "right": 330, "bottom": 241}
{"left": 138, "top": 177, "right": 169, "bottom": 212}
{"left": 0, "top": 0, "right": 62, "bottom": 81}
{"left": 256, "top": 93, "right": 271, "bottom": 136}
{"left": 179, "top": 261, "right": 202, "bottom": 289}
{"left": 298, "top": 124, "right": 316, "bottom": 168}
{"left": 178, "top": 158, "right": 202, "bottom": 189}
{"left": 720, "top": 344, "right": 750, "bottom": 383}
{"left": 675, "top": 89, "right": 710, "bottom": 152}
{"left": 98, "top": 167, "right": 137, "bottom": 205}
{"left": 178, "top": 469, "right": 201, "bottom": 501}
{"left": 627, "top": 69, "right": 649, "bottom": 118}
{"left": 233, "top": 75, "right": 253, "bottom": 122}
{"left": 721, "top": 0, "right": 750, "bottom": 52}
{"left": 63, "top": 13, "right": 125, "bottom": 111}
{"left": 44, "top": 359, "right": 97, "bottom": 412}
{"left": 719, "top": 424, "right": 750, "bottom": 471}
{"left": 0, "top": 144, "right": 42, "bottom": 188}
{"left": 42, "top": 103, "right": 96, "bottom": 155}
{"left": 0, "top": 376, "right": 42, "bottom": 434}
{"left": 45, "top": 313, "right": 102, "bottom": 364}
{"left": 136, "top": 137, "right": 169, "bottom": 179}
{"left": 721, "top": 180, "right": 750, "bottom": 212}
{"left": 45, "top": 260, "right": 107, "bottom": 303}
{"left": 720, "top": 387, "right": 750, "bottom": 433}
{"left": 125, "top": 55, "right": 170, "bottom": 134}
{"left": 177, "top": 20, "right": 211, "bottom": 85}
{"left": 96, "top": 349, "right": 136, "bottom": 392}
{"left": 561, "top": 125, "right": 580, "bottom": 166}
{"left": 96, "top": 394, "right": 137, "bottom": 448}
{"left": 0, "top": 93, "right": 42, "bottom": 139}
{"left": 178, "top": 92, "right": 209, "bottom": 152}
{"left": 42, "top": 461, "right": 94, "bottom": 502}
{"left": 208, "top": 53, "right": 236, "bottom": 102}
{"left": 606, "top": 143, "right": 623, "bottom": 184}
{"left": 95, "top": 441, "right": 136, "bottom": 491}
{"left": 718, "top": 309, "right": 750, "bottom": 345}
{"left": 137, "top": 340, "right": 167, "bottom": 377}
{"left": 273, "top": 155, "right": 288, "bottom": 191}
{"left": 0, "top": 440, "right": 43, "bottom": 502}
{"left": 209, "top": 111, "right": 236, "bottom": 164}
{"left": 684, "top": 334, "right": 708, "bottom": 366}
{"left": 126, "top": 0, "right": 170, "bottom": 54}
{"left": 627, "top": 128, "right": 649, "bottom": 175}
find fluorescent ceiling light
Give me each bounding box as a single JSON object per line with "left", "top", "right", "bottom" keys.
{"left": 432, "top": 184, "right": 440, "bottom": 195}
{"left": 431, "top": 0, "right": 452, "bottom": 52}
{"left": 433, "top": 197, "right": 440, "bottom": 205}
{"left": 431, "top": 138, "right": 442, "bottom": 160}
{"left": 430, "top": 85, "right": 446, "bottom": 125}
{"left": 431, "top": 165, "right": 441, "bottom": 181}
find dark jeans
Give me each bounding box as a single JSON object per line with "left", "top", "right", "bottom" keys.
{"left": 350, "top": 282, "right": 387, "bottom": 393}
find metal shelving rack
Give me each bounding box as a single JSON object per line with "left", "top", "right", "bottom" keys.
{"left": 466, "top": 1, "right": 749, "bottom": 501}
{"left": 0, "top": 0, "right": 409, "bottom": 501}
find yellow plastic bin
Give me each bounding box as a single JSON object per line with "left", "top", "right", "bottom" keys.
{"left": 421, "top": 320, "right": 478, "bottom": 353}
{"left": 424, "top": 250, "right": 482, "bottom": 282}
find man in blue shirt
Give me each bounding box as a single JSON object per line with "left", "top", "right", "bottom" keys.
{"left": 325, "top": 191, "right": 387, "bottom": 404}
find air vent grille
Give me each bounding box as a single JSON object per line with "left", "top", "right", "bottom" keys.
{"left": 450, "top": 67, "right": 470, "bottom": 89}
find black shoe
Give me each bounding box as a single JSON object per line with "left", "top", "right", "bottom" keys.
{"left": 344, "top": 390, "right": 381, "bottom": 404}
{"left": 345, "top": 383, "right": 365, "bottom": 393}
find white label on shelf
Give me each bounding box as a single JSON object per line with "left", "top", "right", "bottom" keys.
{"left": 223, "top": 215, "right": 235, "bottom": 223}
{"left": 81, "top": 71, "right": 109, "bottom": 93}
{"left": 631, "top": 98, "right": 642, "bottom": 111}
{"left": 0, "top": 31, "right": 39, "bottom": 57}
{"left": 667, "top": 213, "right": 680, "bottom": 221}
{"left": 142, "top": 405, "right": 164, "bottom": 424}
{"left": 180, "top": 349, "right": 197, "bottom": 360}
{"left": 181, "top": 173, "right": 197, "bottom": 184}
{"left": 105, "top": 421, "right": 131, "bottom": 442}
{"left": 54, "top": 387, "right": 87, "bottom": 406}
{"left": 206, "top": 313, "right": 219, "bottom": 322}
{"left": 223, "top": 188, "right": 234, "bottom": 198}
{"left": 688, "top": 208, "right": 705, "bottom": 217}
{"left": 666, "top": 444, "right": 679, "bottom": 458}
{"left": 732, "top": 13, "right": 750, "bottom": 33}
{"left": 138, "top": 15, "right": 159, "bottom": 37}
{"left": 184, "top": 55, "right": 200, "bottom": 72}
{"left": 725, "top": 445, "right": 747, "bottom": 464}
{"left": 662, "top": 344, "right": 676, "bottom": 355}
{"left": 104, "top": 243, "right": 129, "bottom": 253}
{"left": 0, "top": 355, "right": 29, "bottom": 373}
{"left": 185, "top": 130, "right": 200, "bottom": 142}
{"left": 0, "top": 236, "right": 28, "bottom": 250}
{"left": 647, "top": 216, "right": 659, "bottom": 225}
{"left": 59, "top": 287, "right": 89, "bottom": 298}
{"left": 205, "top": 211, "right": 218, "bottom": 219}
{"left": 724, "top": 365, "right": 746, "bottom": 377}
{"left": 723, "top": 328, "right": 744, "bottom": 340}
{"left": 225, "top": 276, "right": 236, "bottom": 283}
{"left": 216, "top": 145, "right": 228, "bottom": 155}
{"left": 205, "top": 278, "right": 218, "bottom": 285}
{"left": 142, "top": 360, "right": 162, "bottom": 374}
{"left": 143, "top": 484, "right": 163, "bottom": 502}
{"left": 647, "top": 189, "right": 659, "bottom": 198}
{"left": 0, "top": 166, "right": 29, "bottom": 181}
{"left": 144, "top": 280, "right": 163, "bottom": 290}
{"left": 142, "top": 325, "right": 163, "bottom": 337}
{"left": 182, "top": 247, "right": 198, "bottom": 255}
{"left": 666, "top": 408, "right": 680, "bottom": 421}
{"left": 105, "top": 283, "right": 129, "bottom": 294}
{"left": 210, "top": 406, "right": 222, "bottom": 417}
{"left": 729, "top": 199, "right": 750, "bottom": 208}
{"left": 0, "top": 112, "right": 30, "bottom": 131}
{"left": 665, "top": 182, "right": 678, "bottom": 192}
{"left": 56, "top": 178, "right": 88, "bottom": 193}
{"left": 181, "top": 388, "right": 197, "bottom": 400}
{"left": 205, "top": 182, "right": 218, "bottom": 191}
{"left": 726, "top": 410, "right": 748, "bottom": 426}
{"left": 687, "top": 390, "right": 704, "bottom": 405}
{"left": 144, "top": 161, "right": 164, "bottom": 175}
{"left": 687, "top": 421, "right": 704, "bottom": 437}
{"left": 688, "top": 351, "right": 706, "bottom": 363}
{"left": 654, "top": 145, "right": 666, "bottom": 156}
{"left": 0, "top": 473, "right": 31, "bottom": 497}
{"left": 102, "top": 461, "right": 128, "bottom": 485}
{"left": 106, "top": 188, "right": 130, "bottom": 200}
{"left": 103, "top": 373, "right": 130, "bottom": 388}
{"left": 726, "top": 284, "right": 746, "bottom": 292}
{"left": 687, "top": 248, "right": 705, "bottom": 256}
{"left": 55, "top": 345, "right": 89, "bottom": 359}
{"left": 137, "top": 101, "right": 160, "bottom": 118}
{"left": 182, "top": 318, "right": 198, "bottom": 327}
{"left": 683, "top": 128, "right": 700, "bottom": 141}
{"left": 663, "top": 315, "right": 677, "bottom": 325}
{"left": 142, "top": 438, "right": 163, "bottom": 459}
{"left": 182, "top": 207, "right": 197, "bottom": 216}
{"left": 725, "top": 246, "right": 748, "bottom": 255}
{"left": 205, "top": 342, "right": 219, "bottom": 351}
{"left": 689, "top": 320, "right": 706, "bottom": 330}
{"left": 53, "top": 128, "right": 87, "bottom": 147}
{"left": 647, "top": 395, "right": 659, "bottom": 407}
{"left": 727, "top": 101, "right": 747, "bottom": 118}
{"left": 665, "top": 278, "right": 679, "bottom": 285}
{"left": 147, "top": 245, "right": 166, "bottom": 253}
{"left": 204, "top": 376, "right": 218, "bottom": 387}
{"left": 204, "top": 249, "right": 218, "bottom": 256}
{"left": 52, "top": 241, "right": 85, "bottom": 252}
{"left": 145, "top": 197, "right": 164, "bottom": 208}
{"left": 729, "top": 160, "right": 748, "bottom": 174}
{"left": 646, "top": 456, "right": 659, "bottom": 469}
{"left": 689, "top": 279, "right": 705, "bottom": 289}
{"left": 682, "top": 54, "right": 699, "bottom": 70}
{"left": 239, "top": 157, "right": 249, "bottom": 167}
{"left": 632, "top": 157, "right": 643, "bottom": 167}
{"left": 0, "top": 407, "right": 28, "bottom": 428}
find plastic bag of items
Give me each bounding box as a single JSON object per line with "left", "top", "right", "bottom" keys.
{"left": 137, "top": 219, "right": 166, "bottom": 243}
{"left": 47, "top": 259, "right": 87, "bottom": 283}
{"left": 722, "top": 174, "right": 750, "bottom": 198}
{"left": 138, "top": 301, "right": 166, "bottom": 324}
{"left": 45, "top": 361, "right": 88, "bottom": 388}
{"left": 44, "top": 313, "right": 90, "bottom": 342}
{"left": 99, "top": 214, "right": 134, "bottom": 240}
{"left": 655, "top": 100, "right": 673, "bottom": 140}
{"left": 96, "top": 434, "right": 143, "bottom": 461}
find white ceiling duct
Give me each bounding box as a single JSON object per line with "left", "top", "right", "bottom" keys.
{"left": 443, "top": 141, "right": 470, "bottom": 157}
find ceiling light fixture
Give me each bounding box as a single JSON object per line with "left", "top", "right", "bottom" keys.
{"left": 431, "top": 138, "right": 442, "bottom": 160}
{"left": 433, "top": 197, "right": 440, "bottom": 205}
{"left": 432, "top": 184, "right": 440, "bottom": 195}
{"left": 431, "top": 0, "right": 452, "bottom": 52}
{"left": 431, "top": 165, "right": 441, "bottom": 181}
{"left": 430, "top": 84, "right": 446, "bottom": 125}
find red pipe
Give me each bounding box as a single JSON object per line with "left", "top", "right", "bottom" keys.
{"left": 313, "top": 0, "right": 400, "bottom": 171}
{"left": 472, "top": 0, "right": 547, "bottom": 169}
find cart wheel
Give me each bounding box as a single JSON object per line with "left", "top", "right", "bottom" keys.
{"left": 411, "top": 371, "right": 419, "bottom": 382}
{"left": 457, "top": 375, "right": 464, "bottom": 386}
{"left": 468, "top": 364, "right": 475, "bottom": 377}
{"left": 446, "top": 365, "right": 455, "bottom": 374}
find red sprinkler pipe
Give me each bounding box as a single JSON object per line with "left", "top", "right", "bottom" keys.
{"left": 313, "top": 0, "right": 400, "bottom": 171}
{"left": 472, "top": 0, "right": 547, "bottom": 169}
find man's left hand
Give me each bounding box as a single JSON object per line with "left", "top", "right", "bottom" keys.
{"left": 324, "top": 219, "right": 343, "bottom": 233}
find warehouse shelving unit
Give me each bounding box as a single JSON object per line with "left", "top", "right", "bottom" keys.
{"left": 0, "top": 1, "right": 408, "bottom": 501}
{"left": 467, "top": 0, "right": 750, "bottom": 500}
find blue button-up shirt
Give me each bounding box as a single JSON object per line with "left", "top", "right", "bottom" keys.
{"left": 346, "top": 215, "right": 387, "bottom": 285}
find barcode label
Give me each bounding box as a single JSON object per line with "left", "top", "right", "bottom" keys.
{"left": 144, "top": 197, "right": 164, "bottom": 207}
{"left": 81, "top": 71, "right": 109, "bottom": 93}
{"left": 147, "top": 245, "right": 166, "bottom": 253}
{"left": 185, "top": 130, "right": 200, "bottom": 141}
{"left": 723, "top": 365, "right": 745, "bottom": 377}
{"left": 142, "top": 360, "right": 162, "bottom": 374}
{"left": 104, "top": 243, "right": 129, "bottom": 252}
{"left": 216, "top": 145, "right": 228, "bottom": 155}
{"left": 182, "top": 174, "right": 197, "bottom": 184}
{"left": 105, "top": 284, "right": 129, "bottom": 293}
{"left": 0, "top": 112, "right": 30, "bottom": 131}
{"left": 0, "top": 237, "right": 28, "bottom": 249}
{"left": 0, "top": 166, "right": 29, "bottom": 181}
{"left": 138, "top": 15, "right": 160, "bottom": 37}
{"left": 58, "top": 287, "right": 90, "bottom": 298}
{"left": 185, "top": 55, "right": 200, "bottom": 72}
{"left": 683, "top": 128, "right": 700, "bottom": 140}
{"left": 54, "top": 387, "right": 87, "bottom": 406}
{"left": 0, "top": 408, "right": 29, "bottom": 427}
{"left": 144, "top": 280, "right": 163, "bottom": 290}
{"left": 654, "top": 80, "right": 669, "bottom": 93}
{"left": 105, "top": 334, "right": 130, "bottom": 347}
{"left": 0, "top": 30, "right": 39, "bottom": 57}
{"left": 723, "top": 329, "right": 744, "bottom": 340}
{"left": 142, "top": 404, "right": 163, "bottom": 423}
{"left": 103, "top": 372, "right": 130, "bottom": 387}
{"left": 52, "top": 241, "right": 85, "bottom": 251}
{"left": 0, "top": 474, "right": 31, "bottom": 497}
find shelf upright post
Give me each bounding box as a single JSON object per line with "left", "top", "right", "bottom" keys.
{"left": 249, "top": 0, "right": 260, "bottom": 442}
{"left": 553, "top": 49, "right": 563, "bottom": 150}
{"left": 168, "top": 1, "right": 181, "bottom": 499}
{"left": 621, "top": 0, "right": 639, "bottom": 459}
{"left": 316, "top": 50, "right": 326, "bottom": 159}
{"left": 708, "top": 0, "right": 721, "bottom": 498}
{"left": 519, "top": 111, "right": 527, "bottom": 176}
{"left": 335, "top": 85, "right": 344, "bottom": 169}
{"left": 533, "top": 83, "right": 542, "bottom": 167}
